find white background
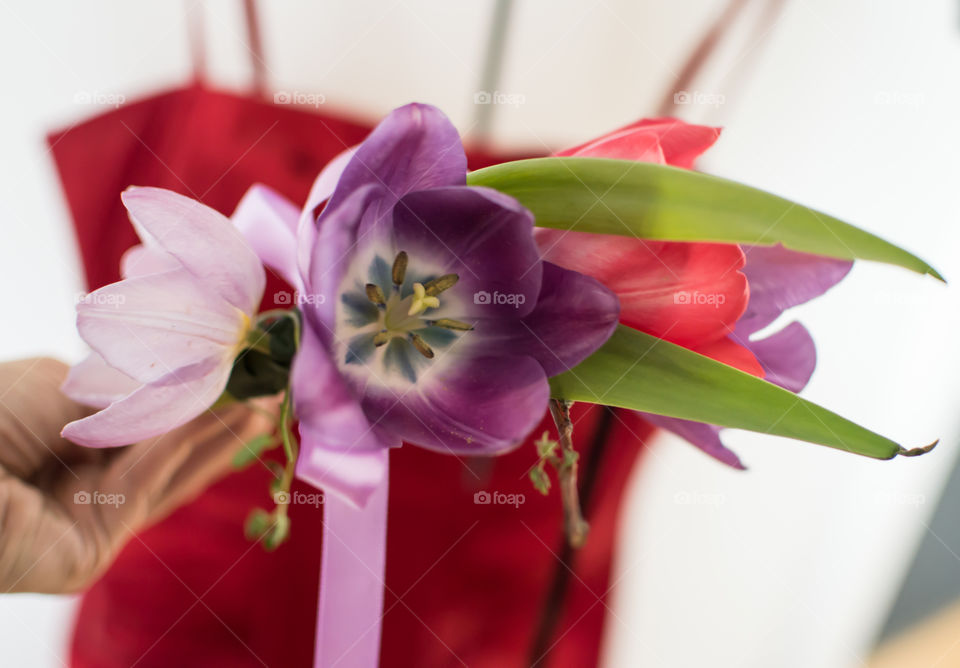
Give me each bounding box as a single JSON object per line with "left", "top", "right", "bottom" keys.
{"left": 0, "top": 1, "right": 957, "bottom": 666}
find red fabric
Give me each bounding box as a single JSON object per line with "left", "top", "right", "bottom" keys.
{"left": 48, "top": 85, "right": 651, "bottom": 667}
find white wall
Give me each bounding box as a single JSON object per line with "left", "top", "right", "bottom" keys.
{"left": 0, "top": 1, "right": 955, "bottom": 666}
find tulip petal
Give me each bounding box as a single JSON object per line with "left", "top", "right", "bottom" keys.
{"left": 691, "top": 336, "right": 764, "bottom": 377}
{"left": 747, "top": 321, "right": 817, "bottom": 394}
{"left": 292, "top": 325, "right": 399, "bottom": 505}
{"left": 558, "top": 117, "right": 721, "bottom": 168}
{"left": 232, "top": 184, "right": 303, "bottom": 291}
{"left": 392, "top": 186, "right": 543, "bottom": 319}
{"left": 537, "top": 231, "right": 748, "bottom": 347}
{"left": 326, "top": 103, "right": 466, "bottom": 214}
{"left": 738, "top": 244, "right": 853, "bottom": 335}
{"left": 121, "top": 187, "right": 266, "bottom": 313}
{"left": 558, "top": 126, "right": 665, "bottom": 162}
{"left": 363, "top": 355, "right": 549, "bottom": 455}
{"left": 643, "top": 119, "right": 721, "bottom": 167}
{"left": 301, "top": 147, "right": 354, "bottom": 223}
{"left": 478, "top": 262, "right": 621, "bottom": 376}
{"left": 77, "top": 269, "right": 246, "bottom": 384}
{"left": 304, "top": 105, "right": 470, "bottom": 317}
{"left": 61, "top": 353, "right": 142, "bottom": 409}
{"left": 61, "top": 357, "right": 230, "bottom": 447}
{"left": 298, "top": 147, "right": 355, "bottom": 280}
{"left": 305, "top": 184, "right": 388, "bottom": 334}
{"left": 641, "top": 413, "right": 746, "bottom": 470}
{"left": 292, "top": 325, "right": 393, "bottom": 448}
{"left": 119, "top": 243, "right": 180, "bottom": 279}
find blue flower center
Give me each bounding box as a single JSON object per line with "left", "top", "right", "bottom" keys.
{"left": 336, "top": 250, "right": 473, "bottom": 385}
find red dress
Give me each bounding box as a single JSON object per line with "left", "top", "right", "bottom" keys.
{"left": 49, "top": 85, "right": 651, "bottom": 667}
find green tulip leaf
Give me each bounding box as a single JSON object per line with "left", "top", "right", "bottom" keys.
{"left": 468, "top": 158, "right": 943, "bottom": 280}
{"left": 549, "top": 325, "right": 936, "bottom": 460}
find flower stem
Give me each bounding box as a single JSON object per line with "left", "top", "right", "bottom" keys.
{"left": 274, "top": 388, "right": 299, "bottom": 523}
{"left": 548, "top": 399, "right": 589, "bottom": 549}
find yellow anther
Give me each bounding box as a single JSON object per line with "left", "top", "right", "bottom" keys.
{"left": 407, "top": 282, "right": 440, "bottom": 316}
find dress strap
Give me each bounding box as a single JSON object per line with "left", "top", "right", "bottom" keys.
{"left": 185, "top": 0, "right": 207, "bottom": 85}
{"left": 242, "top": 0, "right": 269, "bottom": 99}
{"left": 185, "top": 0, "right": 269, "bottom": 98}
{"left": 472, "top": 0, "right": 515, "bottom": 146}
{"left": 656, "top": 0, "right": 789, "bottom": 117}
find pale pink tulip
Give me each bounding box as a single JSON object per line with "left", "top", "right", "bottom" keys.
{"left": 61, "top": 187, "right": 266, "bottom": 447}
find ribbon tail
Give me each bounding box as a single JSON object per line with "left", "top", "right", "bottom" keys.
{"left": 314, "top": 465, "right": 389, "bottom": 667}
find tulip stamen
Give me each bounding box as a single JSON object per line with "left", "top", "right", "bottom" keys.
{"left": 341, "top": 252, "right": 471, "bottom": 373}
{"left": 423, "top": 274, "right": 459, "bottom": 297}
{"left": 409, "top": 333, "right": 435, "bottom": 359}
{"left": 392, "top": 251, "right": 408, "bottom": 287}
{"left": 427, "top": 318, "right": 473, "bottom": 331}
{"left": 365, "top": 284, "right": 387, "bottom": 307}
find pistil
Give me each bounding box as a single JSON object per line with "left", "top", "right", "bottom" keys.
{"left": 407, "top": 283, "right": 440, "bottom": 316}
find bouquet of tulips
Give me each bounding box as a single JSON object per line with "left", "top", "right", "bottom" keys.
{"left": 59, "top": 104, "right": 939, "bottom": 667}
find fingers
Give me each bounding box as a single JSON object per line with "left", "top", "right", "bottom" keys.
{"left": 103, "top": 434, "right": 194, "bottom": 530}
{"left": 0, "top": 465, "right": 87, "bottom": 593}
{"left": 152, "top": 398, "right": 280, "bottom": 518}
{"left": 0, "top": 357, "right": 282, "bottom": 594}
{"left": 100, "top": 397, "right": 281, "bottom": 531}
{"left": 0, "top": 400, "right": 274, "bottom": 593}
{"left": 0, "top": 357, "right": 96, "bottom": 478}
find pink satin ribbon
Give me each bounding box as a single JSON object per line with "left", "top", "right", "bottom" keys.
{"left": 314, "top": 466, "right": 389, "bottom": 667}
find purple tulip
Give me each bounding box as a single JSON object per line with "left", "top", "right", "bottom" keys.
{"left": 234, "top": 103, "right": 620, "bottom": 506}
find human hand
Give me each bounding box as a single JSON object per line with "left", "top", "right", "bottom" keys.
{"left": 0, "top": 357, "right": 277, "bottom": 593}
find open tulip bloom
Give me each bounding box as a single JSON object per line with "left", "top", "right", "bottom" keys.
{"left": 61, "top": 187, "right": 267, "bottom": 447}
{"left": 62, "top": 103, "right": 942, "bottom": 668}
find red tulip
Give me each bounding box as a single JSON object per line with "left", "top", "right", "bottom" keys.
{"left": 537, "top": 118, "right": 762, "bottom": 375}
